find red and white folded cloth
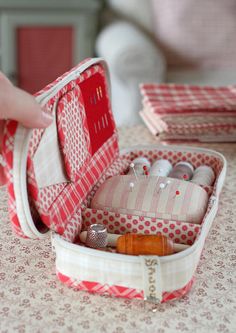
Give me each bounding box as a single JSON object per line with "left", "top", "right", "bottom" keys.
{"left": 140, "top": 83, "right": 236, "bottom": 142}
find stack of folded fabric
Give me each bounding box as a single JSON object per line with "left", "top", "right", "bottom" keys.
{"left": 139, "top": 83, "right": 236, "bottom": 142}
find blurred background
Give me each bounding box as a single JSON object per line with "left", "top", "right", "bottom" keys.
{"left": 1, "top": 0, "right": 236, "bottom": 127}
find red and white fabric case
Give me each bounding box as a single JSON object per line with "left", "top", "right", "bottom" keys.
{"left": 2, "top": 58, "right": 227, "bottom": 304}
{"left": 140, "top": 83, "right": 236, "bottom": 142}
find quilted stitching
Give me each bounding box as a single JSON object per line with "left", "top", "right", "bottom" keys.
{"left": 26, "top": 63, "right": 118, "bottom": 238}
{"left": 57, "top": 86, "right": 91, "bottom": 181}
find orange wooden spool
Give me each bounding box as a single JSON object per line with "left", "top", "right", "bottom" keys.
{"left": 116, "top": 234, "right": 187, "bottom": 256}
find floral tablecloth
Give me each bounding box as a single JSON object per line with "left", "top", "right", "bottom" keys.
{"left": 0, "top": 125, "right": 236, "bottom": 333}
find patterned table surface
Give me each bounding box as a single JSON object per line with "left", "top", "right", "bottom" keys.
{"left": 0, "top": 125, "right": 236, "bottom": 333}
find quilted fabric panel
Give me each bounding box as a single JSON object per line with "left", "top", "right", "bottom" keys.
{"left": 25, "top": 62, "right": 119, "bottom": 238}
{"left": 57, "top": 86, "right": 91, "bottom": 182}
{"left": 60, "top": 209, "right": 83, "bottom": 243}
{"left": 27, "top": 157, "right": 68, "bottom": 224}
{"left": 41, "top": 135, "right": 118, "bottom": 235}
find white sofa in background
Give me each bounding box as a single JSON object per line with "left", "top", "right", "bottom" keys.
{"left": 96, "top": 0, "right": 236, "bottom": 127}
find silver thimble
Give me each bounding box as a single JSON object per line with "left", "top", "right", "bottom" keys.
{"left": 86, "top": 224, "right": 108, "bottom": 248}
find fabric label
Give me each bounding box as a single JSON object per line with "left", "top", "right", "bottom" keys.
{"left": 140, "top": 256, "right": 162, "bottom": 303}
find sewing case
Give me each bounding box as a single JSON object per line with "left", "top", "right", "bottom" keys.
{"left": 2, "top": 58, "right": 227, "bottom": 303}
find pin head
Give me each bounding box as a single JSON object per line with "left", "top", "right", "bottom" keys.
{"left": 175, "top": 190, "right": 180, "bottom": 196}
{"left": 166, "top": 180, "right": 171, "bottom": 184}
{"left": 183, "top": 174, "right": 188, "bottom": 180}
{"left": 129, "top": 162, "right": 138, "bottom": 180}
{"left": 159, "top": 183, "right": 165, "bottom": 189}
{"left": 143, "top": 165, "right": 148, "bottom": 171}
{"left": 129, "top": 182, "right": 134, "bottom": 191}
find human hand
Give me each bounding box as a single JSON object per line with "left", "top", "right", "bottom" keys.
{"left": 0, "top": 72, "right": 53, "bottom": 185}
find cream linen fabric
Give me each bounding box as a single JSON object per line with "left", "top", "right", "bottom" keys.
{"left": 33, "top": 105, "right": 68, "bottom": 188}
{"left": 53, "top": 233, "right": 202, "bottom": 294}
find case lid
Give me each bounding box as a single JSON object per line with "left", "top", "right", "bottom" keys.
{"left": 3, "top": 58, "right": 119, "bottom": 239}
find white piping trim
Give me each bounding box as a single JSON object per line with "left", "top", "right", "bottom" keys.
{"left": 13, "top": 125, "right": 46, "bottom": 238}
{"left": 36, "top": 58, "right": 109, "bottom": 106}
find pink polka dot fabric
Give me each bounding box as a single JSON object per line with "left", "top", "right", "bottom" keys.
{"left": 82, "top": 208, "right": 200, "bottom": 245}
{"left": 57, "top": 86, "right": 91, "bottom": 182}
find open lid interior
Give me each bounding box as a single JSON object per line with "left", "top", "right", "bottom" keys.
{"left": 5, "top": 58, "right": 119, "bottom": 239}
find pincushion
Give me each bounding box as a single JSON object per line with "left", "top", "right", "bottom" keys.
{"left": 91, "top": 175, "right": 209, "bottom": 224}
